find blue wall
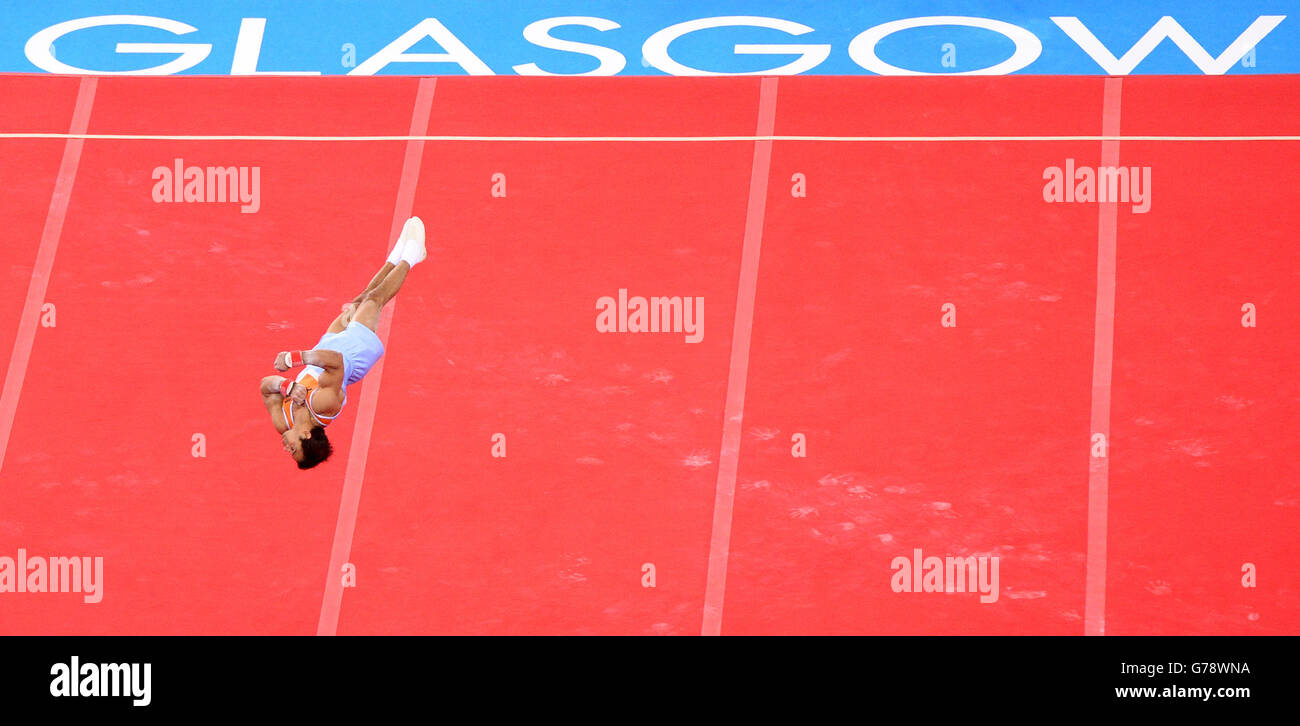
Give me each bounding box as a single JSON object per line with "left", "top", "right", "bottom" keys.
{"left": 3, "top": 1, "right": 1295, "bottom": 76}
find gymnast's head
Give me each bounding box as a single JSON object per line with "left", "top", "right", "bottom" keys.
{"left": 283, "top": 425, "right": 332, "bottom": 469}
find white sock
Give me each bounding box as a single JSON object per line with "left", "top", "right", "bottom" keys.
{"left": 386, "top": 240, "right": 405, "bottom": 266}
{"left": 399, "top": 246, "right": 423, "bottom": 267}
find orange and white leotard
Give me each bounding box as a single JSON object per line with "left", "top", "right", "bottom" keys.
{"left": 281, "top": 365, "right": 345, "bottom": 428}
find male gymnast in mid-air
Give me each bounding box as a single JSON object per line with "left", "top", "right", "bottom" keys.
{"left": 259, "top": 216, "right": 426, "bottom": 469}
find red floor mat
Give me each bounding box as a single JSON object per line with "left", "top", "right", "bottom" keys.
{"left": 0, "top": 74, "right": 1295, "bottom": 635}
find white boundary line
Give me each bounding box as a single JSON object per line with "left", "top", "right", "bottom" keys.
{"left": 0, "top": 133, "right": 1297, "bottom": 142}
{"left": 702, "top": 77, "right": 779, "bottom": 637}
{"left": 316, "top": 77, "right": 438, "bottom": 636}
{"left": 0, "top": 78, "right": 97, "bottom": 474}
{"left": 1084, "top": 78, "right": 1123, "bottom": 637}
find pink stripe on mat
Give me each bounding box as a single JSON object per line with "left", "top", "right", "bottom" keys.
{"left": 702, "top": 77, "right": 778, "bottom": 637}
{"left": 1084, "top": 76, "right": 1122, "bottom": 637}
{"left": 0, "top": 76, "right": 97, "bottom": 474}
{"left": 317, "top": 77, "right": 437, "bottom": 636}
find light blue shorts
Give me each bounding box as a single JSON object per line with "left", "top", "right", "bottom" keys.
{"left": 315, "top": 321, "right": 384, "bottom": 387}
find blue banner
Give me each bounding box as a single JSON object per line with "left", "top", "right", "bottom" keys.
{"left": 1, "top": 1, "right": 1295, "bottom": 76}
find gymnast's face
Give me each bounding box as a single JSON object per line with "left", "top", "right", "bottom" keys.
{"left": 281, "top": 428, "right": 308, "bottom": 462}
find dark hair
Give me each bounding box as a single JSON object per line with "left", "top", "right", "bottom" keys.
{"left": 297, "top": 425, "right": 333, "bottom": 469}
